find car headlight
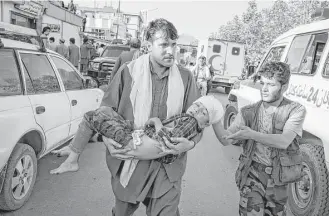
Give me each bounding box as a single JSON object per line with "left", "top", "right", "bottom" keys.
{"left": 90, "top": 62, "right": 100, "bottom": 70}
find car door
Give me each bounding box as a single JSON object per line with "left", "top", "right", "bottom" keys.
{"left": 49, "top": 54, "right": 103, "bottom": 136}
{"left": 17, "top": 51, "right": 71, "bottom": 150}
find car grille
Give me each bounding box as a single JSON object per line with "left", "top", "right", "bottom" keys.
{"left": 101, "top": 62, "right": 115, "bottom": 72}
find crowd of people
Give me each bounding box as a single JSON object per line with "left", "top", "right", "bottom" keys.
{"left": 46, "top": 17, "right": 307, "bottom": 216}
{"left": 40, "top": 26, "right": 103, "bottom": 75}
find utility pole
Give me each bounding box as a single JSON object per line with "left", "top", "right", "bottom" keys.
{"left": 116, "top": 0, "right": 121, "bottom": 39}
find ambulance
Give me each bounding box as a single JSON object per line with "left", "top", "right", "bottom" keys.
{"left": 197, "top": 38, "right": 245, "bottom": 94}
{"left": 225, "top": 8, "right": 329, "bottom": 216}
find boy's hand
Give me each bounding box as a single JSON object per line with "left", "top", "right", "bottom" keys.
{"left": 145, "top": 117, "right": 163, "bottom": 132}
{"left": 103, "top": 136, "right": 134, "bottom": 160}
{"left": 159, "top": 137, "right": 195, "bottom": 156}
{"left": 223, "top": 126, "right": 253, "bottom": 141}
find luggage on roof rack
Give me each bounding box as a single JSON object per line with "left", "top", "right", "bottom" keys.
{"left": 0, "top": 22, "right": 47, "bottom": 52}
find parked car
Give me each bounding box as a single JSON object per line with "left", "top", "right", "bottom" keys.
{"left": 0, "top": 35, "right": 103, "bottom": 211}
{"left": 87, "top": 44, "right": 130, "bottom": 86}
{"left": 225, "top": 8, "right": 329, "bottom": 216}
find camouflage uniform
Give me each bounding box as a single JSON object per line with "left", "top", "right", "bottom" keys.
{"left": 239, "top": 165, "right": 287, "bottom": 216}
{"left": 229, "top": 100, "right": 306, "bottom": 216}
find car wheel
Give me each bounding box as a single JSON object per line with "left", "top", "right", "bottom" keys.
{"left": 288, "top": 144, "right": 329, "bottom": 216}
{"left": 0, "top": 143, "right": 37, "bottom": 211}
{"left": 224, "top": 103, "right": 238, "bottom": 129}
{"left": 225, "top": 87, "right": 231, "bottom": 94}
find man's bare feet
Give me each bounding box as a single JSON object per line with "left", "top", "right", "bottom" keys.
{"left": 51, "top": 146, "right": 72, "bottom": 157}
{"left": 50, "top": 162, "right": 79, "bottom": 174}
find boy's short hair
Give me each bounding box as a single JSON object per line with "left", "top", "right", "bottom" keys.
{"left": 70, "top": 38, "right": 75, "bottom": 44}
{"left": 83, "top": 37, "right": 89, "bottom": 43}
{"left": 49, "top": 37, "right": 55, "bottom": 42}
{"left": 257, "top": 61, "right": 291, "bottom": 85}
{"left": 145, "top": 18, "right": 178, "bottom": 42}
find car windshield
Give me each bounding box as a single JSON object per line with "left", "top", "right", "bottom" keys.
{"left": 101, "top": 46, "right": 130, "bottom": 58}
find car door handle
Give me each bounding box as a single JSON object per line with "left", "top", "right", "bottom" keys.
{"left": 71, "top": 100, "right": 78, "bottom": 106}
{"left": 36, "top": 106, "right": 45, "bottom": 114}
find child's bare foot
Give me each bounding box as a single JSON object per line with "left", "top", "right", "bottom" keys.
{"left": 51, "top": 146, "right": 72, "bottom": 157}
{"left": 50, "top": 162, "right": 79, "bottom": 174}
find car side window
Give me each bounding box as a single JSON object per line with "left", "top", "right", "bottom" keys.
{"left": 259, "top": 46, "right": 286, "bottom": 69}
{"left": 51, "top": 56, "right": 84, "bottom": 91}
{"left": 20, "top": 53, "right": 61, "bottom": 94}
{"left": 0, "top": 49, "right": 22, "bottom": 96}
{"left": 286, "top": 33, "right": 328, "bottom": 75}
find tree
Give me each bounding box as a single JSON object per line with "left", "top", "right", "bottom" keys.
{"left": 211, "top": 0, "right": 329, "bottom": 66}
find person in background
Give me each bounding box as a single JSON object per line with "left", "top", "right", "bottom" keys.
{"left": 55, "top": 38, "right": 69, "bottom": 59}
{"left": 80, "top": 37, "right": 93, "bottom": 75}
{"left": 49, "top": 37, "right": 57, "bottom": 51}
{"left": 110, "top": 38, "right": 141, "bottom": 81}
{"left": 207, "top": 63, "right": 214, "bottom": 95}
{"left": 98, "top": 44, "right": 105, "bottom": 55}
{"left": 192, "top": 56, "right": 211, "bottom": 96}
{"left": 40, "top": 26, "right": 51, "bottom": 49}
{"left": 68, "top": 38, "right": 80, "bottom": 69}
{"left": 82, "top": 15, "right": 87, "bottom": 32}
{"left": 68, "top": 0, "right": 76, "bottom": 13}
{"left": 90, "top": 40, "right": 97, "bottom": 60}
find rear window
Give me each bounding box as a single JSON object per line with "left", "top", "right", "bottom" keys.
{"left": 101, "top": 46, "right": 130, "bottom": 58}
{"left": 213, "top": 44, "right": 221, "bottom": 53}
{"left": 0, "top": 49, "right": 22, "bottom": 96}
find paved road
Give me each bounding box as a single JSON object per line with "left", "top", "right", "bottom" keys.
{"left": 3, "top": 88, "right": 243, "bottom": 216}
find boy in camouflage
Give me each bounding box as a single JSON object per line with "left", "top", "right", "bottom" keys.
{"left": 212, "top": 61, "right": 306, "bottom": 216}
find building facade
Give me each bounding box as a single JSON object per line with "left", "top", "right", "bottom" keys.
{"left": 0, "top": 0, "right": 83, "bottom": 45}
{"left": 123, "top": 12, "right": 143, "bottom": 39}
{"left": 77, "top": 6, "right": 115, "bottom": 40}
{"left": 77, "top": 6, "right": 144, "bottom": 41}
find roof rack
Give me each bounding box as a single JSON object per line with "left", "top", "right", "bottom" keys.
{"left": 0, "top": 22, "right": 46, "bottom": 52}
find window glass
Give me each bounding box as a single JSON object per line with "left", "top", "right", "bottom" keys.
{"left": 0, "top": 49, "right": 22, "bottom": 96}
{"left": 101, "top": 46, "right": 130, "bottom": 57}
{"left": 51, "top": 56, "right": 84, "bottom": 90}
{"left": 20, "top": 53, "right": 61, "bottom": 94}
{"left": 232, "top": 47, "right": 240, "bottom": 56}
{"left": 286, "top": 33, "right": 328, "bottom": 74}
{"left": 259, "top": 46, "right": 286, "bottom": 69}
{"left": 299, "top": 33, "right": 328, "bottom": 74}
{"left": 322, "top": 53, "right": 329, "bottom": 77}
{"left": 285, "top": 35, "right": 312, "bottom": 73}
{"left": 213, "top": 44, "right": 221, "bottom": 53}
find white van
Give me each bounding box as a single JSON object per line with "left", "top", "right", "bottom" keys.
{"left": 197, "top": 39, "right": 245, "bottom": 94}
{"left": 225, "top": 8, "right": 329, "bottom": 216}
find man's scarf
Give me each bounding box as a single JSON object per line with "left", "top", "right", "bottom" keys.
{"left": 120, "top": 53, "right": 185, "bottom": 187}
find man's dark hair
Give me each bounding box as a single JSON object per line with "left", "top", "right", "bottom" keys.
{"left": 100, "top": 44, "right": 105, "bottom": 48}
{"left": 42, "top": 26, "right": 51, "bottom": 34}
{"left": 83, "top": 37, "right": 88, "bottom": 43}
{"left": 70, "top": 38, "right": 75, "bottom": 44}
{"left": 145, "top": 18, "right": 178, "bottom": 42}
{"left": 257, "top": 61, "right": 291, "bottom": 85}
{"left": 49, "top": 37, "right": 55, "bottom": 42}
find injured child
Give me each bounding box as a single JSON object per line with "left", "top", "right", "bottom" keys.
{"left": 50, "top": 95, "right": 224, "bottom": 186}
